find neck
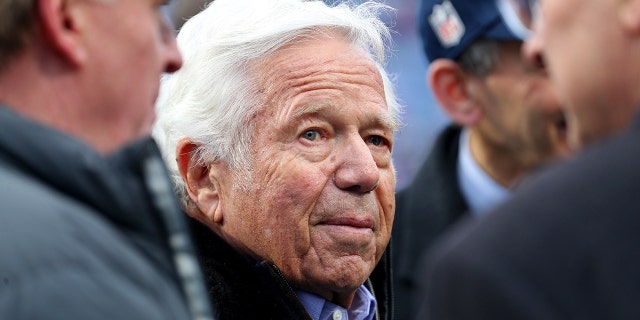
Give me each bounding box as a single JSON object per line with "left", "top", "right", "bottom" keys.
{"left": 468, "top": 129, "right": 529, "bottom": 188}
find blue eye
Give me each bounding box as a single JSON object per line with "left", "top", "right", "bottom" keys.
{"left": 367, "top": 135, "right": 385, "bottom": 146}
{"left": 302, "top": 130, "right": 321, "bottom": 141}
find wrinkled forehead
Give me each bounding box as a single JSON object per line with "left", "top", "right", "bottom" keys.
{"left": 249, "top": 37, "right": 392, "bottom": 125}
{"left": 254, "top": 35, "right": 384, "bottom": 96}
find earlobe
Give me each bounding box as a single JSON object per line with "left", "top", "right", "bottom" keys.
{"left": 38, "top": 0, "right": 87, "bottom": 67}
{"left": 176, "top": 138, "right": 223, "bottom": 225}
{"left": 428, "top": 59, "right": 482, "bottom": 126}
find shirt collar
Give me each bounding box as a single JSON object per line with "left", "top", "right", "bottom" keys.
{"left": 457, "top": 128, "right": 511, "bottom": 215}
{"left": 294, "top": 285, "right": 377, "bottom": 320}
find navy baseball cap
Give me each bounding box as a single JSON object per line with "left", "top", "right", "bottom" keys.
{"left": 418, "top": 0, "right": 524, "bottom": 62}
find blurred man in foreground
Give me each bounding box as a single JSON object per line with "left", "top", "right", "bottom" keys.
{"left": 420, "top": 0, "right": 640, "bottom": 318}
{"left": 0, "top": 0, "right": 211, "bottom": 319}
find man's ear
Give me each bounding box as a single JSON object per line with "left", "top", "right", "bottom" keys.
{"left": 176, "top": 138, "right": 223, "bottom": 225}
{"left": 428, "top": 58, "right": 483, "bottom": 126}
{"left": 38, "top": 0, "right": 88, "bottom": 67}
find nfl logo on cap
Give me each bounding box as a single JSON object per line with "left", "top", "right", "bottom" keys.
{"left": 429, "top": 0, "right": 465, "bottom": 47}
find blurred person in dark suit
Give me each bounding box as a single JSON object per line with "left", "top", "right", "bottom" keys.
{"left": 419, "top": 0, "right": 640, "bottom": 318}
{"left": 392, "top": 0, "right": 569, "bottom": 318}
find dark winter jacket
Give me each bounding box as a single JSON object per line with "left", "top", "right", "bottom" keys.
{"left": 392, "top": 124, "right": 469, "bottom": 320}
{"left": 0, "top": 106, "right": 206, "bottom": 319}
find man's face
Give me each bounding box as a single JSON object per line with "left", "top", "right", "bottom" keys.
{"left": 467, "top": 41, "right": 569, "bottom": 169}
{"left": 524, "top": 0, "right": 637, "bottom": 149}
{"left": 215, "top": 36, "right": 396, "bottom": 306}
{"left": 81, "top": 0, "right": 182, "bottom": 150}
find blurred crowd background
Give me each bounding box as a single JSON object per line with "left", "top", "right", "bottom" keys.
{"left": 165, "top": 0, "right": 449, "bottom": 189}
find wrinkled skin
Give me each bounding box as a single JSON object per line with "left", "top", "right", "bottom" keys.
{"left": 202, "top": 35, "right": 396, "bottom": 307}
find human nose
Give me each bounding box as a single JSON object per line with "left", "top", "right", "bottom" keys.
{"left": 160, "top": 16, "right": 183, "bottom": 73}
{"left": 164, "top": 37, "right": 183, "bottom": 73}
{"left": 522, "top": 28, "right": 545, "bottom": 71}
{"left": 333, "top": 137, "right": 380, "bottom": 194}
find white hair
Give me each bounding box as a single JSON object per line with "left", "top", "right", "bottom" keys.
{"left": 153, "top": 0, "right": 402, "bottom": 205}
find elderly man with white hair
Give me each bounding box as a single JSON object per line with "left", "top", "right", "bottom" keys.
{"left": 154, "top": 0, "right": 401, "bottom": 319}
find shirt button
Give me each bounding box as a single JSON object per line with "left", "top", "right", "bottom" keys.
{"left": 332, "top": 310, "right": 343, "bottom": 320}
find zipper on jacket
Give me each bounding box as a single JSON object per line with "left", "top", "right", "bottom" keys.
{"left": 142, "top": 146, "right": 216, "bottom": 320}
{"left": 365, "top": 278, "right": 381, "bottom": 320}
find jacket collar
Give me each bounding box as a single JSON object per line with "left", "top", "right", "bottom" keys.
{"left": 0, "top": 105, "right": 165, "bottom": 241}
